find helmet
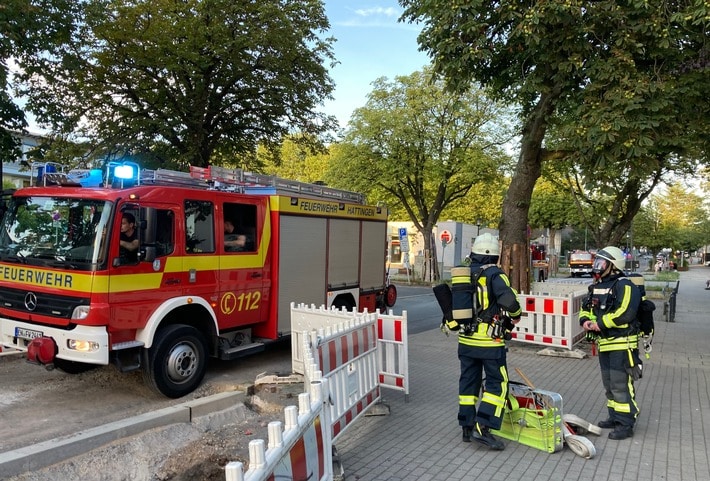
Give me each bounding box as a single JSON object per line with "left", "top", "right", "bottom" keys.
{"left": 471, "top": 233, "right": 499, "bottom": 256}
{"left": 592, "top": 246, "right": 625, "bottom": 279}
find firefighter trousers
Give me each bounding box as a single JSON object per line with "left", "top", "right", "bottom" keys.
{"left": 599, "top": 349, "right": 639, "bottom": 427}
{"left": 457, "top": 343, "right": 508, "bottom": 430}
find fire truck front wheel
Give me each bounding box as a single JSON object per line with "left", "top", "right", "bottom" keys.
{"left": 142, "top": 324, "right": 208, "bottom": 398}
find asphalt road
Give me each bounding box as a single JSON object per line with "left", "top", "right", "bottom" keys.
{"left": 0, "top": 283, "right": 435, "bottom": 455}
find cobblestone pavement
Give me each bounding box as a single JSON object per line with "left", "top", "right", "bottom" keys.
{"left": 336, "top": 268, "right": 710, "bottom": 481}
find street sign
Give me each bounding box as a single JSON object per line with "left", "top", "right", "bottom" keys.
{"left": 398, "top": 227, "right": 410, "bottom": 253}
{"left": 440, "top": 230, "right": 452, "bottom": 245}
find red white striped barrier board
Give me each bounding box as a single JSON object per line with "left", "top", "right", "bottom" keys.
{"left": 377, "top": 312, "right": 409, "bottom": 397}
{"left": 317, "top": 323, "right": 380, "bottom": 442}
{"left": 290, "top": 302, "right": 378, "bottom": 375}
{"left": 331, "top": 385, "right": 380, "bottom": 440}
{"left": 509, "top": 292, "right": 587, "bottom": 350}
{"left": 290, "top": 304, "right": 410, "bottom": 444}
{"left": 268, "top": 415, "right": 326, "bottom": 481}
{"left": 317, "top": 323, "right": 377, "bottom": 376}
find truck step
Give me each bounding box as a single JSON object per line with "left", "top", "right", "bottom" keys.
{"left": 219, "top": 342, "right": 266, "bottom": 361}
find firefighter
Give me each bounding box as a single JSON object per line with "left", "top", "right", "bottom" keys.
{"left": 458, "top": 233, "right": 522, "bottom": 450}
{"left": 580, "top": 246, "right": 641, "bottom": 440}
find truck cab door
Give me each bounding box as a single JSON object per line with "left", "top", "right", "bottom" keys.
{"left": 217, "top": 198, "right": 268, "bottom": 330}
{"left": 108, "top": 205, "right": 170, "bottom": 334}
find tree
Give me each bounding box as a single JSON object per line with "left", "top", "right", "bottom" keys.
{"left": 17, "top": 0, "right": 337, "bottom": 168}
{"left": 634, "top": 185, "right": 708, "bottom": 261}
{"left": 1, "top": 0, "right": 78, "bottom": 175}
{"left": 401, "top": 0, "right": 709, "bottom": 291}
{"left": 326, "top": 68, "right": 514, "bottom": 281}
{"left": 258, "top": 134, "right": 330, "bottom": 183}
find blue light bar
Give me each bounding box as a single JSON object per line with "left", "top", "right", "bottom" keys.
{"left": 114, "top": 165, "right": 135, "bottom": 179}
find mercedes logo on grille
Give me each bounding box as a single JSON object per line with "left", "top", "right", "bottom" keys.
{"left": 24, "top": 292, "right": 38, "bottom": 311}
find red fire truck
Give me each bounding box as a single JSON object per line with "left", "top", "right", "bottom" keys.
{"left": 0, "top": 162, "right": 396, "bottom": 397}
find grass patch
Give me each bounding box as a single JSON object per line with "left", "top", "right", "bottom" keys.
{"left": 647, "top": 272, "right": 680, "bottom": 282}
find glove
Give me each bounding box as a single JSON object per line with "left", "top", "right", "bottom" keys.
{"left": 441, "top": 317, "right": 460, "bottom": 336}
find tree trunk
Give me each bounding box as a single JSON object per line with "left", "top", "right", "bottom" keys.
{"left": 421, "top": 226, "right": 439, "bottom": 283}
{"left": 499, "top": 90, "right": 559, "bottom": 293}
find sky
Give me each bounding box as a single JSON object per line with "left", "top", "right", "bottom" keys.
{"left": 320, "top": 1, "right": 430, "bottom": 129}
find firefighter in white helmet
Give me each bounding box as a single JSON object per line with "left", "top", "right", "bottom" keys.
{"left": 580, "top": 246, "right": 641, "bottom": 440}
{"left": 458, "top": 232, "right": 522, "bottom": 450}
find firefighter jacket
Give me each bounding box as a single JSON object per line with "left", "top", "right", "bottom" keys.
{"left": 458, "top": 262, "right": 522, "bottom": 349}
{"left": 579, "top": 273, "right": 641, "bottom": 353}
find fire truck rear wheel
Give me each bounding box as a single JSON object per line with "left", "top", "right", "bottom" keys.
{"left": 142, "top": 324, "right": 208, "bottom": 398}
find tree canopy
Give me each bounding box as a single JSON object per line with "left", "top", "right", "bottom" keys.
{"left": 15, "top": 0, "right": 337, "bottom": 168}
{"left": 326, "top": 68, "right": 514, "bottom": 280}
{"left": 401, "top": 0, "right": 709, "bottom": 290}
{"left": 1, "top": 0, "right": 77, "bottom": 163}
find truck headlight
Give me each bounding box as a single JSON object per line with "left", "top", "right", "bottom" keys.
{"left": 67, "top": 339, "right": 99, "bottom": 352}
{"left": 72, "top": 305, "right": 90, "bottom": 320}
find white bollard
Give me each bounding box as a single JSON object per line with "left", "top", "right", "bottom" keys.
{"left": 248, "top": 439, "right": 266, "bottom": 470}
{"left": 284, "top": 405, "right": 298, "bottom": 431}
{"left": 267, "top": 421, "right": 283, "bottom": 449}
{"left": 224, "top": 461, "right": 244, "bottom": 481}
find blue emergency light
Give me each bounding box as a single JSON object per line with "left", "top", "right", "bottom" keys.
{"left": 114, "top": 164, "right": 135, "bottom": 179}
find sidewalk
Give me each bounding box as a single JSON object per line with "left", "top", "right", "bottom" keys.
{"left": 335, "top": 268, "right": 710, "bottom": 481}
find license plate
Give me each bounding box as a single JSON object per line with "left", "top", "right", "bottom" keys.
{"left": 15, "top": 327, "right": 43, "bottom": 340}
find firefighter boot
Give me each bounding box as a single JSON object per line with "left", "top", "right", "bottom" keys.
{"left": 598, "top": 418, "right": 616, "bottom": 429}
{"left": 472, "top": 423, "right": 505, "bottom": 450}
{"left": 608, "top": 424, "right": 634, "bottom": 440}
{"left": 462, "top": 426, "right": 473, "bottom": 443}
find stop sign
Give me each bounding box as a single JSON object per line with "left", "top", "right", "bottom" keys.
{"left": 440, "top": 230, "right": 452, "bottom": 245}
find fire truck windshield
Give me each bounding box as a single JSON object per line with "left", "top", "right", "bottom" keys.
{"left": 0, "top": 196, "right": 113, "bottom": 270}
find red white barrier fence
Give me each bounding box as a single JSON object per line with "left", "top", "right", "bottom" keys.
{"left": 377, "top": 312, "right": 409, "bottom": 400}
{"left": 225, "top": 305, "right": 410, "bottom": 481}
{"left": 301, "top": 311, "right": 381, "bottom": 442}
{"left": 510, "top": 289, "right": 588, "bottom": 350}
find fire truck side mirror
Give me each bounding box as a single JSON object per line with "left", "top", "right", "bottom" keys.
{"left": 139, "top": 207, "right": 157, "bottom": 263}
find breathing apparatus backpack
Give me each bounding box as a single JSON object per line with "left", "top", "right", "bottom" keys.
{"left": 450, "top": 266, "right": 474, "bottom": 332}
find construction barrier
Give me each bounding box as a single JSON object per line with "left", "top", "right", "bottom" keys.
{"left": 376, "top": 311, "right": 409, "bottom": 400}
{"left": 291, "top": 303, "right": 410, "bottom": 398}
{"left": 225, "top": 370, "right": 333, "bottom": 481}
{"left": 510, "top": 290, "right": 588, "bottom": 350}
{"left": 301, "top": 313, "right": 381, "bottom": 442}
{"left": 290, "top": 303, "right": 367, "bottom": 376}
{"left": 225, "top": 305, "right": 410, "bottom": 480}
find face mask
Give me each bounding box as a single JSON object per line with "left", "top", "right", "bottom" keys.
{"left": 592, "top": 257, "right": 609, "bottom": 280}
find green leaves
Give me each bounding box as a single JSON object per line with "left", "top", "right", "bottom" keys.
{"left": 13, "top": 0, "right": 337, "bottom": 167}
{"left": 326, "top": 66, "right": 513, "bottom": 228}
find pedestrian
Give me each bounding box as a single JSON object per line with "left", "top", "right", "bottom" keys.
{"left": 457, "top": 233, "right": 522, "bottom": 450}
{"left": 580, "top": 246, "right": 641, "bottom": 440}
